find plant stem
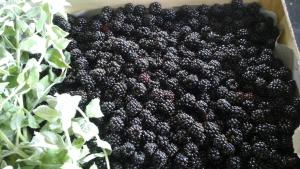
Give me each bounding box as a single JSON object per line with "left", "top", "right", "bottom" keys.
{"left": 0, "top": 83, "right": 25, "bottom": 110}
{"left": 0, "top": 129, "right": 29, "bottom": 158}
{"left": 76, "top": 107, "right": 89, "bottom": 121}
{"left": 15, "top": 18, "right": 21, "bottom": 68}
{"left": 103, "top": 150, "right": 110, "bottom": 169}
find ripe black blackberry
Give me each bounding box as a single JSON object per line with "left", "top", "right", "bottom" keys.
{"left": 126, "top": 99, "right": 142, "bottom": 116}
{"left": 174, "top": 153, "right": 189, "bottom": 168}
{"left": 174, "top": 112, "right": 195, "bottom": 129}
{"left": 112, "top": 82, "right": 127, "bottom": 97}
{"left": 252, "top": 141, "right": 269, "bottom": 159}
{"left": 139, "top": 109, "right": 158, "bottom": 129}
{"left": 179, "top": 93, "right": 197, "bottom": 109}
{"left": 141, "top": 130, "right": 156, "bottom": 143}
{"left": 53, "top": 15, "right": 71, "bottom": 32}
{"left": 162, "top": 8, "right": 176, "bottom": 21}
{"left": 143, "top": 143, "right": 158, "bottom": 156}
{"left": 250, "top": 109, "right": 267, "bottom": 124}
{"left": 183, "top": 74, "right": 199, "bottom": 89}
{"left": 207, "top": 148, "right": 221, "bottom": 162}
{"left": 151, "top": 150, "right": 167, "bottom": 168}
{"left": 155, "top": 122, "right": 171, "bottom": 136}
{"left": 114, "top": 142, "right": 136, "bottom": 159}
{"left": 132, "top": 151, "right": 145, "bottom": 166}
{"left": 216, "top": 99, "right": 232, "bottom": 113}
{"left": 226, "top": 128, "right": 243, "bottom": 146}
{"left": 164, "top": 142, "right": 178, "bottom": 157}
{"left": 204, "top": 122, "right": 221, "bottom": 138}
{"left": 267, "top": 79, "right": 289, "bottom": 96}
{"left": 108, "top": 116, "right": 125, "bottom": 133}
{"left": 133, "top": 5, "right": 146, "bottom": 16}
{"left": 149, "top": 2, "right": 162, "bottom": 15}
{"left": 132, "top": 83, "right": 147, "bottom": 97}
{"left": 226, "top": 156, "right": 241, "bottom": 169}
{"left": 183, "top": 142, "right": 199, "bottom": 157}
{"left": 255, "top": 123, "right": 276, "bottom": 136}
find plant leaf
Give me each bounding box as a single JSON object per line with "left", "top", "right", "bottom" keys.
{"left": 85, "top": 98, "right": 103, "bottom": 118}
{"left": 89, "top": 163, "right": 98, "bottom": 169}
{"left": 71, "top": 118, "right": 99, "bottom": 141}
{"left": 10, "top": 109, "right": 25, "bottom": 130}
{"left": 33, "top": 105, "right": 59, "bottom": 122}
{"left": 45, "top": 48, "right": 70, "bottom": 69}
{"left": 55, "top": 93, "right": 81, "bottom": 131}
{"left": 20, "top": 34, "right": 46, "bottom": 54}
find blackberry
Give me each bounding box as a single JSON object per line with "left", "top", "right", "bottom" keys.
{"left": 111, "top": 162, "right": 123, "bottom": 169}
{"left": 240, "top": 142, "right": 252, "bottom": 158}
{"left": 133, "top": 5, "right": 146, "bottom": 16}
{"left": 108, "top": 116, "right": 125, "bottom": 133}
{"left": 140, "top": 109, "right": 158, "bottom": 128}
{"left": 138, "top": 72, "right": 151, "bottom": 83}
{"left": 77, "top": 70, "right": 95, "bottom": 90}
{"left": 150, "top": 89, "right": 175, "bottom": 102}
{"left": 252, "top": 141, "right": 269, "bottom": 159}
{"left": 130, "top": 117, "right": 142, "bottom": 126}
{"left": 226, "top": 79, "right": 239, "bottom": 90}
{"left": 213, "top": 134, "right": 235, "bottom": 155}
{"left": 141, "top": 130, "right": 156, "bottom": 143}
{"left": 183, "top": 74, "right": 199, "bottom": 89}
{"left": 156, "top": 122, "right": 171, "bottom": 135}
{"left": 53, "top": 15, "right": 71, "bottom": 32}
{"left": 171, "top": 130, "right": 188, "bottom": 145}
{"left": 114, "top": 142, "right": 136, "bottom": 159}
{"left": 255, "top": 123, "right": 276, "bottom": 136}
{"left": 226, "top": 128, "right": 243, "bottom": 146}
{"left": 183, "top": 142, "right": 199, "bottom": 157}
{"left": 74, "top": 56, "right": 88, "bottom": 69}
{"left": 162, "top": 8, "right": 176, "bottom": 21}
{"left": 151, "top": 150, "right": 167, "bottom": 168}
{"left": 226, "top": 118, "right": 240, "bottom": 129}
{"left": 164, "top": 142, "right": 178, "bottom": 157}
{"left": 207, "top": 148, "right": 221, "bottom": 161}
{"left": 144, "top": 101, "right": 157, "bottom": 112}
{"left": 132, "top": 83, "right": 147, "bottom": 97}
{"left": 184, "top": 32, "right": 201, "bottom": 49}
{"left": 126, "top": 99, "right": 142, "bottom": 117}
{"left": 278, "top": 119, "right": 293, "bottom": 134}
{"left": 242, "top": 71, "right": 257, "bottom": 82}
{"left": 132, "top": 152, "right": 145, "bottom": 165}
{"left": 112, "top": 82, "right": 127, "bottom": 97}
{"left": 216, "top": 99, "right": 232, "bottom": 112}
{"left": 241, "top": 122, "right": 253, "bottom": 135}
{"left": 174, "top": 153, "right": 189, "bottom": 168}
{"left": 226, "top": 156, "right": 241, "bottom": 169}
{"left": 144, "top": 143, "right": 158, "bottom": 156}
{"left": 174, "top": 112, "right": 195, "bottom": 129}
{"left": 267, "top": 79, "right": 288, "bottom": 96}
{"left": 124, "top": 3, "right": 134, "bottom": 14}
{"left": 149, "top": 2, "right": 162, "bottom": 15}
{"left": 127, "top": 125, "right": 143, "bottom": 142}
{"left": 189, "top": 122, "right": 206, "bottom": 145}
{"left": 156, "top": 135, "right": 169, "bottom": 148}
{"left": 204, "top": 122, "right": 221, "bottom": 138}
{"left": 179, "top": 93, "right": 197, "bottom": 108}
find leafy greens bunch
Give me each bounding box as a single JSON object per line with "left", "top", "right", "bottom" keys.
{"left": 0, "top": 0, "right": 111, "bottom": 168}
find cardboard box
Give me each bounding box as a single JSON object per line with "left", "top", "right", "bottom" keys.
{"left": 67, "top": 0, "right": 300, "bottom": 158}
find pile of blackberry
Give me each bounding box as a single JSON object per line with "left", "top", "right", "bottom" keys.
{"left": 54, "top": 0, "right": 300, "bottom": 168}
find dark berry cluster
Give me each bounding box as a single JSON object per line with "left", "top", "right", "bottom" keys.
{"left": 53, "top": 0, "right": 300, "bottom": 169}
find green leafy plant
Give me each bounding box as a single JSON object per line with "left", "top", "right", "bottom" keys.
{"left": 0, "top": 0, "right": 111, "bottom": 168}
